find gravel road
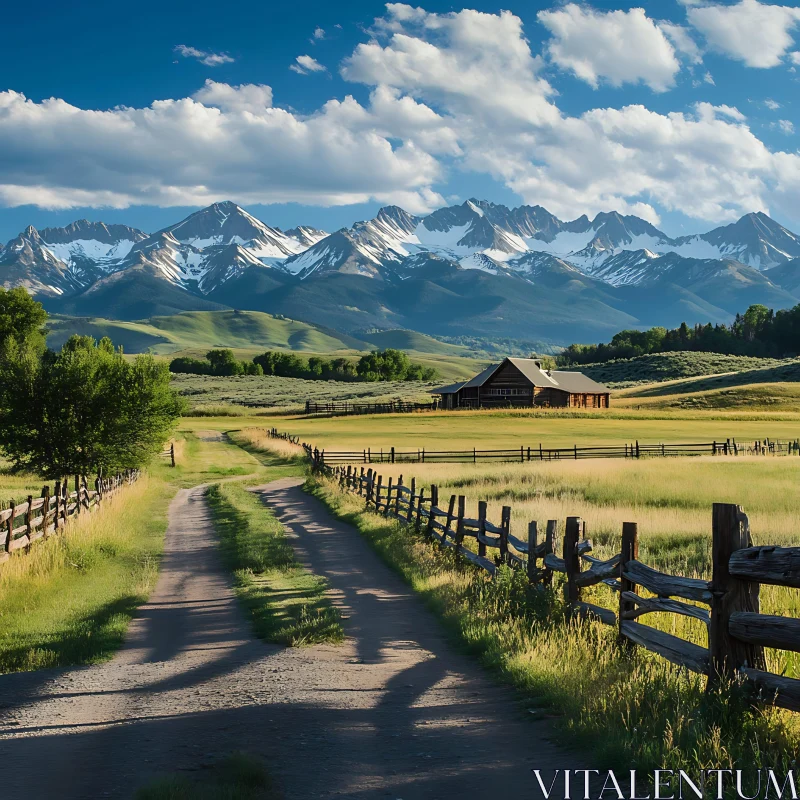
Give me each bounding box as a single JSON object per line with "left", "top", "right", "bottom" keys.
{"left": 0, "top": 478, "right": 579, "bottom": 799}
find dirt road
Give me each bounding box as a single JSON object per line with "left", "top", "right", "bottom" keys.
{"left": 0, "top": 478, "right": 578, "bottom": 799}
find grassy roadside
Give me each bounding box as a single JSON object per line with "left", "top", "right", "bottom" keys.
{"left": 307, "top": 474, "right": 799, "bottom": 781}
{"left": 206, "top": 481, "right": 343, "bottom": 646}
{"left": 136, "top": 752, "right": 280, "bottom": 800}
{"left": 0, "top": 473, "right": 172, "bottom": 672}
{"left": 0, "top": 429, "right": 300, "bottom": 674}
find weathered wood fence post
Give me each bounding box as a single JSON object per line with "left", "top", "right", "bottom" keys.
{"left": 564, "top": 516, "right": 582, "bottom": 608}
{"left": 527, "top": 521, "right": 538, "bottom": 582}
{"left": 477, "top": 500, "right": 487, "bottom": 557}
{"left": 618, "top": 522, "right": 639, "bottom": 649}
{"left": 708, "top": 503, "right": 766, "bottom": 687}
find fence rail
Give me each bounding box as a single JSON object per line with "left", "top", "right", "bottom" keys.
{"left": 301, "top": 437, "right": 800, "bottom": 465}
{"left": 300, "top": 450, "right": 800, "bottom": 714}
{"left": 304, "top": 400, "right": 438, "bottom": 417}
{"left": 0, "top": 470, "right": 140, "bottom": 568}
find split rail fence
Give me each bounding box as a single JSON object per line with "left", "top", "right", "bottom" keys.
{"left": 0, "top": 470, "right": 140, "bottom": 568}
{"left": 305, "top": 437, "right": 800, "bottom": 466}
{"left": 304, "top": 400, "right": 438, "bottom": 417}
{"left": 304, "top": 453, "right": 800, "bottom": 713}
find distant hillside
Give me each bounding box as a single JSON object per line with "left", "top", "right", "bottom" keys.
{"left": 362, "top": 329, "right": 471, "bottom": 356}
{"left": 47, "top": 310, "right": 372, "bottom": 355}
{"left": 580, "top": 351, "right": 785, "bottom": 387}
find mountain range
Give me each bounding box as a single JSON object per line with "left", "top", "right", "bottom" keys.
{"left": 3, "top": 199, "right": 800, "bottom": 345}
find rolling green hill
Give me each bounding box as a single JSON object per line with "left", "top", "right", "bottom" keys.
{"left": 47, "top": 311, "right": 372, "bottom": 355}
{"left": 580, "top": 351, "right": 787, "bottom": 388}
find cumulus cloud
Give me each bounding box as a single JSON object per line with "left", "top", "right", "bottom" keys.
{"left": 4, "top": 4, "right": 800, "bottom": 227}
{"left": 174, "top": 44, "right": 234, "bottom": 67}
{"left": 764, "top": 98, "right": 782, "bottom": 110}
{"left": 0, "top": 88, "right": 443, "bottom": 212}
{"left": 688, "top": 0, "right": 800, "bottom": 68}
{"left": 193, "top": 80, "right": 273, "bottom": 113}
{"left": 537, "top": 5, "right": 682, "bottom": 92}
{"left": 290, "top": 55, "right": 327, "bottom": 74}
{"left": 312, "top": 26, "right": 325, "bottom": 40}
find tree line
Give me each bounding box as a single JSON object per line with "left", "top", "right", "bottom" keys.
{"left": 0, "top": 288, "right": 181, "bottom": 477}
{"left": 170, "top": 348, "right": 439, "bottom": 382}
{"left": 558, "top": 304, "right": 800, "bottom": 365}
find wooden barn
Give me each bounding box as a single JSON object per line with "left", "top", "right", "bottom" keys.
{"left": 431, "top": 357, "right": 610, "bottom": 410}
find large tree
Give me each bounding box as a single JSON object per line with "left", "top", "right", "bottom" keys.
{"left": 0, "top": 335, "right": 182, "bottom": 477}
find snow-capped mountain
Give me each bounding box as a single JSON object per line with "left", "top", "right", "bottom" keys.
{"left": 158, "top": 200, "right": 324, "bottom": 263}
{"left": 284, "top": 206, "right": 419, "bottom": 278}
{"left": 4, "top": 199, "right": 800, "bottom": 332}
{"left": 0, "top": 226, "right": 81, "bottom": 296}
{"left": 39, "top": 220, "right": 147, "bottom": 273}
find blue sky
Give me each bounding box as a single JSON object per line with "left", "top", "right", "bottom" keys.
{"left": 0, "top": 0, "right": 799, "bottom": 241}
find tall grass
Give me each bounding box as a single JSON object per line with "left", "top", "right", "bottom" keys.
{"left": 0, "top": 475, "right": 170, "bottom": 672}
{"left": 310, "top": 475, "right": 800, "bottom": 779}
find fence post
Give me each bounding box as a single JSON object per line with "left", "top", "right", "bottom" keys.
{"left": 708, "top": 503, "right": 766, "bottom": 687}
{"left": 441, "top": 493, "right": 456, "bottom": 547}
{"left": 477, "top": 501, "right": 487, "bottom": 557}
{"left": 385, "top": 477, "right": 394, "bottom": 516}
{"left": 426, "top": 485, "right": 438, "bottom": 537}
{"left": 170, "top": 442, "right": 176, "bottom": 467}
{"left": 407, "top": 478, "right": 416, "bottom": 523}
{"left": 415, "top": 487, "right": 426, "bottom": 531}
{"left": 391, "top": 447, "right": 395, "bottom": 464}
{"left": 618, "top": 522, "right": 639, "bottom": 649}
{"left": 635, "top": 440, "right": 640, "bottom": 458}
{"left": 500, "top": 506, "right": 511, "bottom": 564}
{"left": 75, "top": 475, "right": 81, "bottom": 515}
{"left": 563, "top": 516, "right": 582, "bottom": 608}
{"left": 375, "top": 475, "right": 383, "bottom": 511}
{"left": 25, "top": 494, "right": 33, "bottom": 548}
{"left": 5, "top": 501, "right": 14, "bottom": 554}
{"left": 543, "top": 520, "right": 557, "bottom": 587}
{"left": 455, "top": 496, "right": 466, "bottom": 552}
{"left": 53, "top": 481, "right": 61, "bottom": 531}
{"left": 42, "top": 485, "right": 51, "bottom": 535}
{"left": 527, "top": 521, "right": 538, "bottom": 582}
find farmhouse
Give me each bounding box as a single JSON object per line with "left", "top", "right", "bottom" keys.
{"left": 431, "top": 357, "right": 610, "bottom": 410}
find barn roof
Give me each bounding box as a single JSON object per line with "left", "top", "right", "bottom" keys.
{"left": 507, "top": 358, "right": 609, "bottom": 393}
{"left": 461, "top": 362, "right": 502, "bottom": 388}
{"left": 429, "top": 358, "right": 609, "bottom": 396}
{"left": 429, "top": 381, "right": 466, "bottom": 395}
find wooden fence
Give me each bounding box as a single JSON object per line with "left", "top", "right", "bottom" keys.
{"left": 302, "top": 437, "right": 800, "bottom": 466}
{"left": 0, "top": 470, "right": 140, "bottom": 567}
{"left": 317, "top": 460, "right": 800, "bottom": 712}
{"left": 304, "top": 400, "right": 438, "bottom": 417}
{"left": 268, "top": 428, "right": 301, "bottom": 446}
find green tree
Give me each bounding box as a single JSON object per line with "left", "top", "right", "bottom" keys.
{"left": 207, "top": 349, "right": 244, "bottom": 376}
{"left": 0, "top": 336, "right": 182, "bottom": 477}
{"left": 0, "top": 287, "right": 48, "bottom": 351}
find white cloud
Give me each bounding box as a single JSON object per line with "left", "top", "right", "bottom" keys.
{"left": 688, "top": 0, "right": 800, "bottom": 68}
{"left": 658, "top": 21, "right": 704, "bottom": 65}
{"left": 772, "top": 119, "right": 795, "bottom": 134}
{"left": 193, "top": 80, "right": 273, "bottom": 113}
{"left": 537, "top": 5, "right": 681, "bottom": 92}
{"left": 764, "top": 98, "right": 782, "bottom": 110}
{"left": 5, "top": 5, "right": 800, "bottom": 228}
{"left": 791, "top": 52, "right": 800, "bottom": 64}
{"left": 174, "top": 44, "right": 234, "bottom": 67}
{"left": 704, "top": 71, "right": 715, "bottom": 84}
{"left": 0, "top": 88, "right": 442, "bottom": 212}
{"left": 290, "top": 55, "right": 327, "bottom": 74}
{"left": 313, "top": 26, "right": 325, "bottom": 40}
{"left": 343, "top": 5, "right": 557, "bottom": 127}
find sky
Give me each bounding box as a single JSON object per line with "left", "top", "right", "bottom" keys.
{"left": 0, "top": 0, "right": 799, "bottom": 241}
